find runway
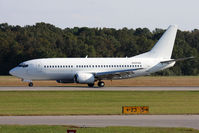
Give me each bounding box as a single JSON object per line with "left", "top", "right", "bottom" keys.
{"left": 0, "top": 86, "right": 199, "bottom": 91}
{"left": 0, "top": 115, "right": 199, "bottom": 129}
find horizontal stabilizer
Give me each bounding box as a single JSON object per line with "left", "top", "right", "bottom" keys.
{"left": 160, "top": 56, "right": 194, "bottom": 64}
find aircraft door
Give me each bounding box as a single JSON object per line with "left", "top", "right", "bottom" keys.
{"left": 27, "top": 64, "right": 36, "bottom": 74}
{"left": 37, "top": 64, "right": 42, "bottom": 72}
{"left": 27, "top": 63, "right": 42, "bottom": 74}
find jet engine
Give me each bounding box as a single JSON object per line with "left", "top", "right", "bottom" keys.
{"left": 74, "top": 73, "right": 95, "bottom": 84}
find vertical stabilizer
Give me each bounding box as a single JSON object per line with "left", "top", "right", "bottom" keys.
{"left": 134, "top": 25, "right": 178, "bottom": 59}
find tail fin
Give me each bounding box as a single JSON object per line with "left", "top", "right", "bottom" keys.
{"left": 134, "top": 25, "right": 178, "bottom": 59}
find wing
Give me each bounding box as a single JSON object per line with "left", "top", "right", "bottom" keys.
{"left": 94, "top": 68, "right": 143, "bottom": 80}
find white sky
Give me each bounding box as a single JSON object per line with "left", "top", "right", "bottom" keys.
{"left": 0, "top": 0, "right": 198, "bottom": 30}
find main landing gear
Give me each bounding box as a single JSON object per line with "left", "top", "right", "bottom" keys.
{"left": 88, "top": 83, "right": 94, "bottom": 87}
{"left": 98, "top": 81, "right": 105, "bottom": 87}
{"left": 87, "top": 81, "right": 105, "bottom": 87}
{"left": 28, "top": 82, "right": 33, "bottom": 87}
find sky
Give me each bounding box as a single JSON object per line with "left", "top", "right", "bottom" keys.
{"left": 0, "top": 0, "right": 199, "bottom": 31}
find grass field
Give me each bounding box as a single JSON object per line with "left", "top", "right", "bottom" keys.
{"left": 0, "top": 76, "right": 199, "bottom": 87}
{"left": 0, "top": 91, "right": 199, "bottom": 115}
{"left": 0, "top": 125, "right": 198, "bottom": 133}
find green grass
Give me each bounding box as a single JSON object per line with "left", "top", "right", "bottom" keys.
{"left": 0, "top": 125, "right": 198, "bottom": 133}
{"left": 0, "top": 91, "right": 199, "bottom": 115}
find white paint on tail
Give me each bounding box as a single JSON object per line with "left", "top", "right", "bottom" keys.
{"left": 134, "top": 25, "right": 178, "bottom": 59}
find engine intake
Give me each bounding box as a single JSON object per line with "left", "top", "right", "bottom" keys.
{"left": 74, "top": 73, "right": 95, "bottom": 84}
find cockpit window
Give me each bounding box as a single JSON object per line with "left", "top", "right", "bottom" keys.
{"left": 18, "top": 63, "right": 28, "bottom": 68}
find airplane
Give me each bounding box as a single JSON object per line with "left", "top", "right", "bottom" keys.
{"left": 9, "top": 25, "right": 193, "bottom": 87}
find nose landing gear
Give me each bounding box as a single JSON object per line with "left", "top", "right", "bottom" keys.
{"left": 21, "top": 79, "right": 33, "bottom": 87}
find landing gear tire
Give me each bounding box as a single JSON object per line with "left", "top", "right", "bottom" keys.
{"left": 29, "top": 82, "right": 33, "bottom": 87}
{"left": 98, "top": 81, "right": 105, "bottom": 87}
{"left": 88, "top": 83, "right": 94, "bottom": 87}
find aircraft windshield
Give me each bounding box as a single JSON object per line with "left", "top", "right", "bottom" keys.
{"left": 18, "top": 63, "right": 28, "bottom": 68}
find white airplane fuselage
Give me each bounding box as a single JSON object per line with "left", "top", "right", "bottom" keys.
{"left": 10, "top": 57, "right": 175, "bottom": 81}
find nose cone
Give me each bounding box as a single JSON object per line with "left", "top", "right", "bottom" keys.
{"left": 9, "top": 67, "right": 26, "bottom": 78}
{"left": 9, "top": 68, "right": 16, "bottom": 76}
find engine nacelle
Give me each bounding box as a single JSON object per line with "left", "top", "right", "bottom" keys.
{"left": 74, "top": 73, "right": 95, "bottom": 84}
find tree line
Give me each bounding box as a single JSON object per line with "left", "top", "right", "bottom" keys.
{"left": 0, "top": 23, "right": 198, "bottom": 75}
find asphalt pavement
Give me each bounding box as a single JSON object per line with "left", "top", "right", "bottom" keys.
{"left": 0, "top": 86, "right": 199, "bottom": 91}
{"left": 0, "top": 115, "right": 199, "bottom": 129}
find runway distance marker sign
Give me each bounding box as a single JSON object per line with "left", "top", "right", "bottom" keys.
{"left": 122, "top": 106, "right": 149, "bottom": 114}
